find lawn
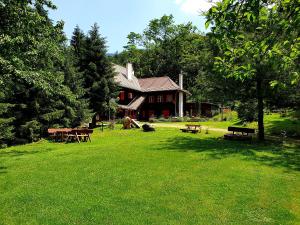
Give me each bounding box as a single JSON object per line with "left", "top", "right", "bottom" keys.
{"left": 0, "top": 127, "right": 300, "bottom": 224}
{"left": 154, "top": 113, "right": 300, "bottom": 138}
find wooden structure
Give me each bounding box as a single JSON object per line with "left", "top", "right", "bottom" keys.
{"left": 114, "top": 64, "right": 190, "bottom": 120}
{"left": 180, "top": 124, "right": 201, "bottom": 134}
{"left": 224, "top": 127, "right": 255, "bottom": 140}
{"left": 47, "top": 128, "right": 93, "bottom": 143}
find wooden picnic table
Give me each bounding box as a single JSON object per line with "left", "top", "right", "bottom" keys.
{"left": 48, "top": 128, "right": 93, "bottom": 143}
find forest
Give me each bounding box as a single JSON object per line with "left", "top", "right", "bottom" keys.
{"left": 0, "top": 0, "right": 299, "bottom": 147}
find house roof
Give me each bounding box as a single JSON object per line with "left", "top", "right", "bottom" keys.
{"left": 113, "top": 64, "right": 141, "bottom": 91}
{"left": 113, "top": 64, "right": 190, "bottom": 94}
{"left": 138, "top": 76, "right": 181, "bottom": 92}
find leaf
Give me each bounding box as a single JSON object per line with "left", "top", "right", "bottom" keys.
{"left": 270, "top": 80, "right": 278, "bottom": 88}
{"left": 205, "top": 20, "right": 211, "bottom": 29}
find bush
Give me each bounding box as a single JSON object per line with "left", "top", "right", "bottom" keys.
{"left": 171, "top": 117, "right": 183, "bottom": 122}
{"left": 236, "top": 101, "right": 258, "bottom": 122}
{"left": 187, "top": 117, "right": 208, "bottom": 122}
{"left": 19, "top": 120, "right": 41, "bottom": 143}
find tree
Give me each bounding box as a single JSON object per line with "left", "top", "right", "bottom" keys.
{"left": 123, "top": 15, "right": 199, "bottom": 82}
{"left": 79, "top": 24, "right": 118, "bottom": 126}
{"left": 0, "top": 0, "right": 90, "bottom": 146}
{"left": 206, "top": 0, "right": 300, "bottom": 140}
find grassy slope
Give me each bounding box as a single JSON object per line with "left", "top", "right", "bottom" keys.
{"left": 0, "top": 128, "right": 299, "bottom": 225}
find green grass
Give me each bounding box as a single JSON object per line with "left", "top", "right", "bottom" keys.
{"left": 155, "top": 112, "right": 300, "bottom": 138}
{"left": 0, "top": 128, "right": 300, "bottom": 224}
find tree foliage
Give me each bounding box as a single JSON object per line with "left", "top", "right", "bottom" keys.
{"left": 71, "top": 24, "right": 118, "bottom": 126}
{"left": 0, "top": 0, "right": 90, "bottom": 146}
{"left": 205, "top": 0, "right": 300, "bottom": 140}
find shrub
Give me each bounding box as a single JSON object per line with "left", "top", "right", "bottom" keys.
{"left": 19, "top": 120, "right": 41, "bottom": 143}
{"left": 187, "top": 117, "right": 208, "bottom": 122}
{"left": 236, "top": 101, "right": 258, "bottom": 122}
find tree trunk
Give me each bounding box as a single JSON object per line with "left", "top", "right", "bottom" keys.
{"left": 256, "top": 78, "right": 265, "bottom": 141}
{"left": 90, "top": 113, "right": 97, "bottom": 129}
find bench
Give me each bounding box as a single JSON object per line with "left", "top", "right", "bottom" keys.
{"left": 224, "top": 127, "right": 255, "bottom": 141}
{"left": 180, "top": 124, "right": 201, "bottom": 134}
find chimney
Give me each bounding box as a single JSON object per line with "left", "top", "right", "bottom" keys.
{"left": 126, "top": 63, "right": 134, "bottom": 80}
{"left": 179, "top": 72, "right": 183, "bottom": 90}
{"left": 178, "top": 72, "right": 184, "bottom": 117}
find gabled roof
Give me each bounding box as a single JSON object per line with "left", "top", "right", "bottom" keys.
{"left": 113, "top": 64, "right": 190, "bottom": 94}
{"left": 138, "top": 76, "right": 181, "bottom": 92}
{"left": 113, "top": 64, "right": 141, "bottom": 91}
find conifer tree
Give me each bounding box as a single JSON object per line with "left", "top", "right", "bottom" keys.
{"left": 0, "top": 0, "right": 90, "bottom": 146}
{"left": 81, "top": 24, "right": 118, "bottom": 126}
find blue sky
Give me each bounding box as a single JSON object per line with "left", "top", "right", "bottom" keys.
{"left": 49, "top": 0, "right": 212, "bottom": 53}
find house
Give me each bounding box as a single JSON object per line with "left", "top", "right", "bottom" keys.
{"left": 113, "top": 63, "right": 190, "bottom": 120}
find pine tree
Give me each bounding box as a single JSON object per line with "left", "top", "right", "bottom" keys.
{"left": 82, "top": 24, "right": 118, "bottom": 126}
{"left": 0, "top": 0, "right": 90, "bottom": 146}
{"left": 0, "top": 91, "right": 14, "bottom": 148}
{"left": 63, "top": 48, "right": 91, "bottom": 127}
{"left": 71, "top": 25, "right": 86, "bottom": 68}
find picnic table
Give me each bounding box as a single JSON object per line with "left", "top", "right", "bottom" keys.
{"left": 48, "top": 128, "right": 93, "bottom": 143}
{"left": 180, "top": 124, "right": 201, "bottom": 134}
{"left": 224, "top": 127, "right": 255, "bottom": 141}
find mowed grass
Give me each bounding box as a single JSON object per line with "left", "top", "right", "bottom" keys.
{"left": 0, "top": 128, "right": 300, "bottom": 225}
{"left": 155, "top": 113, "right": 300, "bottom": 138}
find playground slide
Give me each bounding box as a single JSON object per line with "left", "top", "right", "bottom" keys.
{"left": 131, "top": 119, "right": 141, "bottom": 128}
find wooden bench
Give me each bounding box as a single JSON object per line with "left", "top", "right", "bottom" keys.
{"left": 180, "top": 124, "right": 201, "bottom": 134}
{"left": 224, "top": 127, "right": 255, "bottom": 140}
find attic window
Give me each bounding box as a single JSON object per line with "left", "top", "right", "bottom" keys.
{"left": 128, "top": 92, "right": 133, "bottom": 99}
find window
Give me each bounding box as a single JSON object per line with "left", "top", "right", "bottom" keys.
{"left": 157, "top": 95, "right": 163, "bottom": 103}
{"left": 128, "top": 92, "right": 133, "bottom": 99}
{"left": 149, "top": 96, "right": 155, "bottom": 103}
{"left": 119, "top": 91, "right": 125, "bottom": 101}
{"left": 166, "top": 94, "right": 173, "bottom": 102}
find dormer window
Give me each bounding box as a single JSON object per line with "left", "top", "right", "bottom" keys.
{"left": 128, "top": 92, "right": 133, "bottom": 99}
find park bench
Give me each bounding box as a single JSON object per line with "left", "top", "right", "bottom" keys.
{"left": 180, "top": 124, "right": 201, "bottom": 134}
{"left": 224, "top": 127, "right": 255, "bottom": 141}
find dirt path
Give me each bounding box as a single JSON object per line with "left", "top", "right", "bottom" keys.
{"left": 153, "top": 123, "right": 227, "bottom": 133}
{"left": 152, "top": 123, "right": 300, "bottom": 145}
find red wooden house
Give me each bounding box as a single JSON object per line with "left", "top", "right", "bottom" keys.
{"left": 114, "top": 63, "right": 190, "bottom": 120}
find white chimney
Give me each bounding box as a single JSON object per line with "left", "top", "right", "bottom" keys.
{"left": 179, "top": 73, "right": 183, "bottom": 90}
{"left": 126, "top": 63, "right": 134, "bottom": 80}
{"left": 178, "top": 72, "right": 184, "bottom": 117}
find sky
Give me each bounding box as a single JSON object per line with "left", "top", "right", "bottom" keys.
{"left": 49, "top": 0, "right": 213, "bottom": 53}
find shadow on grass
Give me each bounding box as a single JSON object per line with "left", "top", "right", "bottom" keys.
{"left": 0, "top": 166, "right": 7, "bottom": 174}
{"left": 0, "top": 147, "right": 55, "bottom": 175}
{"left": 158, "top": 136, "right": 300, "bottom": 172}
{"left": 0, "top": 147, "right": 55, "bottom": 158}
{"left": 266, "top": 117, "right": 300, "bottom": 139}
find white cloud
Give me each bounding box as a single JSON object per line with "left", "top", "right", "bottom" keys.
{"left": 175, "top": 0, "right": 216, "bottom": 15}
